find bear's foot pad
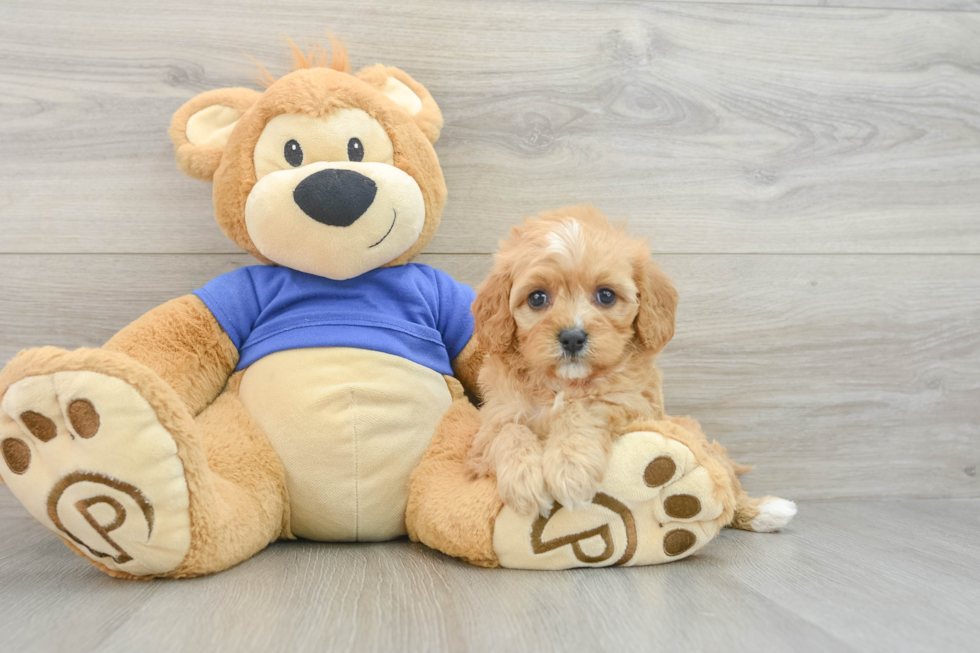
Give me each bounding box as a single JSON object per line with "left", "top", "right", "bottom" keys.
{"left": 493, "top": 430, "right": 727, "bottom": 569}
{"left": 1, "top": 371, "right": 191, "bottom": 576}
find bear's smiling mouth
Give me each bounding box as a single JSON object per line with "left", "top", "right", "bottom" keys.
{"left": 368, "top": 209, "right": 397, "bottom": 248}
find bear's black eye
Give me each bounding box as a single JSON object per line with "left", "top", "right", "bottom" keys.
{"left": 596, "top": 288, "right": 617, "bottom": 306}
{"left": 528, "top": 290, "right": 549, "bottom": 309}
{"left": 284, "top": 139, "right": 303, "bottom": 167}
{"left": 347, "top": 137, "right": 364, "bottom": 162}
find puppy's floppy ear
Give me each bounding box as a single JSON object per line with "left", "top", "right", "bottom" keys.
{"left": 634, "top": 259, "right": 678, "bottom": 353}
{"left": 472, "top": 264, "right": 517, "bottom": 355}
{"left": 356, "top": 65, "right": 443, "bottom": 144}
{"left": 169, "top": 88, "right": 262, "bottom": 181}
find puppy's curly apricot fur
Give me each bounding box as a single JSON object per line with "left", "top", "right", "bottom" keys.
{"left": 468, "top": 206, "right": 678, "bottom": 515}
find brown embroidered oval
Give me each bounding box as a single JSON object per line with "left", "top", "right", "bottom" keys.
{"left": 1, "top": 438, "right": 31, "bottom": 474}
{"left": 530, "top": 493, "right": 639, "bottom": 566}
{"left": 68, "top": 399, "right": 100, "bottom": 439}
{"left": 20, "top": 411, "right": 56, "bottom": 442}
{"left": 47, "top": 471, "right": 155, "bottom": 564}
{"left": 663, "top": 528, "right": 696, "bottom": 557}
{"left": 644, "top": 455, "right": 676, "bottom": 488}
{"left": 664, "top": 494, "right": 702, "bottom": 519}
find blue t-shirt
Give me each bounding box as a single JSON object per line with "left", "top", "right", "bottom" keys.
{"left": 192, "top": 264, "right": 476, "bottom": 375}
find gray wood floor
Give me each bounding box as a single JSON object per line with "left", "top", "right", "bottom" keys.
{"left": 1, "top": 491, "right": 978, "bottom": 653}
{"left": 0, "top": 0, "right": 978, "bottom": 650}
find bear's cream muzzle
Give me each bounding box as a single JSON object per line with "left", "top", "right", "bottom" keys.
{"left": 244, "top": 161, "right": 425, "bottom": 280}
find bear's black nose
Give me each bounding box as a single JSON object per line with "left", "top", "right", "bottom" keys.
{"left": 558, "top": 328, "right": 588, "bottom": 356}
{"left": 293, "top": 168, "right": 377, "bottom": 227}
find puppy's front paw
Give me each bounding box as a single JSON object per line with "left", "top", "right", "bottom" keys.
{"left": 496, "top": 457, "right": 551, "bottom": 517}
{"left": 542, "top": 447, "right": 605, "bottom": 511}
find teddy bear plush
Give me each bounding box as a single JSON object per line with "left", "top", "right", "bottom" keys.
{"left": 0, "top": 41, "right": 743, "bottom": 578}
{"left": 0, "top": 42, "right": 485, "bottom": 579}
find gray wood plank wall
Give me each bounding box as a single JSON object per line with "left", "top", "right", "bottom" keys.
{"left": 1, "top": 0, "right": 978, "bottom": 502}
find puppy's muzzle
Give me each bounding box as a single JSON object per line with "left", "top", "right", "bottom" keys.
{"left": 293, "top": 168, "right": 377, "bottom": 227}
{"left": 558, "top": 328, "right": 588, "bottom": 356}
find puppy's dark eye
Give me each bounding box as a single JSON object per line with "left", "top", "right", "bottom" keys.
{"left": 284, "top": 139, "right": 303, "bottom": 167}
{"left": 528, "top": 290, "right": 548, "bottom": 309}
{"left": 596, "top": 288, "right": 617, "bottom": 306}
{"left": 348, "top": 137, "right": 364, "bottom": 162}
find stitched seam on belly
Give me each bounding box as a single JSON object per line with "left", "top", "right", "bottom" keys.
{"left": 349, "top": 388, "right": 359, "bottom": 540}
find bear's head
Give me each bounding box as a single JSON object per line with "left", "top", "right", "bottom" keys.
{"left": 168, "top": 40, "right": 446, "bottom": 280}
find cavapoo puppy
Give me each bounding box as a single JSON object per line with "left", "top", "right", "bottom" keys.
{"left": 468, "top": 205, "right": 679, "bottom": 516}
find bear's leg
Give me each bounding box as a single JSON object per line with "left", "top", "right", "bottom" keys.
{"left": 171, "top": 386, "right": 288, "bottom": 577}
{"left": 491, "top": 421, "right": 739, "bottom": 568}
{"left": 409, "top": 405, "right": 745, "bottom": 569}
{"left": 0, "top": 347, "right": 286, "bottom": 579}
{"left": 406, "top": 397, "right": 502, "bottom": 568}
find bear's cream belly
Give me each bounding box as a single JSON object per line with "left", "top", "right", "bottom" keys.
{"left": 237, "top": 347, "right": 453, "bottom": 542}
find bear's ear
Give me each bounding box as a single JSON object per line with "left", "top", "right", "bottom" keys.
{"left": 169, "top": 88, "right": 263, "bottom": 181}
{"left": 356, "top": 65, "right": 443, "bottom": 144}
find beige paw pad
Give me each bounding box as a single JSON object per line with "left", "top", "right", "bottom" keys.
{"left": 0, "top": 371, "right": 191, "bottom": 576}
{"left": 493, "top": 430, "right": 727, "bottom": 569}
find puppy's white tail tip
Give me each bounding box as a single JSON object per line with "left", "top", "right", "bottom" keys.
{"left": 750, "top": 498, "right": 798, "bottom": 533}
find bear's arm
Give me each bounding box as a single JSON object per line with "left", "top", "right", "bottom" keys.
{"left": 104, "top": 295, "right": 239, "bottom": 415}
{"left": 450, "top": 337, "right": 486, "bottom": 402}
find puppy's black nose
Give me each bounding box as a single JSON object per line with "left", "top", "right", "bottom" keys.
{"left": 293, "top": 168, "right": 377, "bottom": 227}
{"left": 558, "top": 328, "right": 588, "bottom": 356}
